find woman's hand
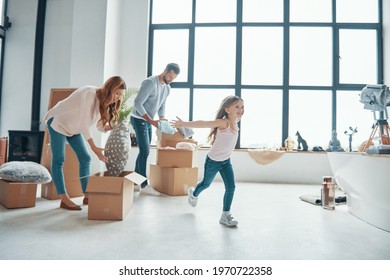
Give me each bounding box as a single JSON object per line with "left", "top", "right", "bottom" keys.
{"left": 92, "top": 146, "right": 108, "bottom": 162}
{"left": 88, "top": 138, "right": 108, "bottom": 162}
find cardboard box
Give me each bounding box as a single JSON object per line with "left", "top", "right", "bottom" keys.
{"left": 40, "top": 143, "right": 84, "bottom": 200}
{"left": 158, "top": 139, "right": 198, "bottom": 149}
{"left": 156, "top": 149, "right": 197, "bottom": 168}
{"left": 156, "top": 131, "right": 198, "bottom": 148}
{"left": 0, "top": 137, "right": 8, "bottom": 165}
{"left": 149, "top": 164, "right": 198, "bottom": 196}
{"left": 0, "top": 180, "right": 37, "bottom": 208}
{"left": 86, "top": 171, "right": 146, "bottom": 221}
{"left": 158, "top": 131, "right": 184, "bottom": 141}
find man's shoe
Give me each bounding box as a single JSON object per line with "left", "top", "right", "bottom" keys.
{"left": 219, "top": 211, "right": 238, "bottom": 227}
{"left": 187, "top": 187, "right": 198, "bottom": 207}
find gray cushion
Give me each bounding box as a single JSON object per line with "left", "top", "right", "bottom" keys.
{"left": 0, "top": 161, "right": 52, "bottom": 183}
{"left": 105, "top": 122, "right": 131, "bottom": 176}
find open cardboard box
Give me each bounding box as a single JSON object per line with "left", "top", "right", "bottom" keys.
{"left": 86, "top": 171, "right": 146, "bottom": 221}
{"left": 0, "top": 180, "right": 37, "bottom": 209}
{"left": 156, "top": 130, "right": 197, "bottom": 148}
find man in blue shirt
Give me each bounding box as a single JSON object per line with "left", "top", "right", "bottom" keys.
{"left": 130, "top": 63, "right": 180, "bottom": 190}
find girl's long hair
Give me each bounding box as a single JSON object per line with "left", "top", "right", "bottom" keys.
{"left": 98, "top": 76, "right": 126, "bottom": 128}
{"left": 208, "top": 95, "right": 243, "bottom": 144}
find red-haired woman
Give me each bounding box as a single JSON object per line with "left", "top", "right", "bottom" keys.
{"left": 44, "top": 76, "right": 126, "bottom": 210}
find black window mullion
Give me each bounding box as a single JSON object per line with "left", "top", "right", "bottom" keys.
{"left": 377, "top": 0, "right": 384, "bottom": 84}
{"left": 188, "top": 0, "right": 196, "bottom": 121}
{"left": 282, "top": 0, "right": 290, "bottom": 147}
{"left": 235, "top": 0, "right": 243, "bottom": 148}
{"left": 332, "top": 0, "right": 338, "bottom": 131}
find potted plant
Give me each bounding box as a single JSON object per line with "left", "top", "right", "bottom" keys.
{"left": 105, "top": 87, "right": 138, "bottom": 176}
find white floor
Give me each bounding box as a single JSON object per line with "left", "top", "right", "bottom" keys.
{"left": 1, "top": 182, "right": 390, "bottom": 260}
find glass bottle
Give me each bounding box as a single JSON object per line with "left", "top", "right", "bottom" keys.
{"left": 321, "top": 176, "right": 335, "bottom": 210}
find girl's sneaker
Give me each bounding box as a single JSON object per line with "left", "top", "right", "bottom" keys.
{"left": 219, "top": 211, "right": 238, "bottom": 227}
{"left": 187, "top": 187, "right": 198, "bottom": 207}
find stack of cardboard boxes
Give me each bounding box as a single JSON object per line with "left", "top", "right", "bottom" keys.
{"left": 150, "top": 131, "right": 198, "bottom": 196}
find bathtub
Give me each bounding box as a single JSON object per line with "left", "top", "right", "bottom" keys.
{"left": 327, "top": 152, "right": 390, "bottom": 232}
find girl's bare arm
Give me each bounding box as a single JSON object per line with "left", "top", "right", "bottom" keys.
{"left": 171, "top": 118, "right": 227, "bottom": 129}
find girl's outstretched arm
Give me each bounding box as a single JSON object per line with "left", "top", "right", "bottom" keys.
{"left": 171, "top": 117, "right": 227, "bottom": 129}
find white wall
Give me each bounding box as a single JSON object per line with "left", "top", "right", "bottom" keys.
{"left": 1, "top": 0, "right": 38, "bottom": 132}
{"left": 129, "top": 148, "right": 332, "bottom": 184}
{"left": 1, "top": 0, "right": 149, "bottom": 136}
{"left": 1, "top": 0, "right": 149, "bottom": 173}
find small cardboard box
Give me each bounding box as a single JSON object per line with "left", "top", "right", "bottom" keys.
{"left": 156, "top": 149, "right": 197, "bottom": 168}
{"left": 156, "top": 131, "right": 198, "bottom": 148}
{"left": 158, "top": 131, "right": 184, "bottom": 141}
{"left": 0, "top": 180, "right": 37, "bottom": 208}
{"left": 40, "top": 143, "right": 83, "bottom": 199}
{"left": 86, "top": 171, "right": 146, "bottom": 221}
{"left": 158, "top": 139, "right": 198, "bottom": 149}
{"left": 149, "top": 164, "right": 198, "bottom": 196}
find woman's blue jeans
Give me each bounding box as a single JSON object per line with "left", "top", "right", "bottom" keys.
{"left": 130, "top": 116, "right": 151, "bottom": 187}
{"left": 47, "top": 118, "right": 91, "bottom": 195}
{"left": 193, "top": 156, "right": 236, "bottom": 212}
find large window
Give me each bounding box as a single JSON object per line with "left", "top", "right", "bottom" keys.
{"left": 148, "top": 0, "right": 383, "bottom": 150}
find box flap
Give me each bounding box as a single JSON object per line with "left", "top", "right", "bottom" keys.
{"left": 87, "top": 173, "right": 125, "bottom": 194}
{"left": 124, "top": 172, "right": 147, "bottom": 185}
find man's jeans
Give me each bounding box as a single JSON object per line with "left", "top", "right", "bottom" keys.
{"left": 130, "top": 116, "right": 152, "bottom": 187}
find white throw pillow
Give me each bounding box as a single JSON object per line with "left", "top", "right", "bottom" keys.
{"left": 0, "top": 161, "right": 52, "bottom": 183}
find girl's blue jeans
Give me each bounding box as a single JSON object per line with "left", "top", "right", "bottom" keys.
{"left": 47, "top": 118, "right": 91, "bottom": 195}
{"left": 193, "top": 156, "right": 236, "bottom": 212}
{"left": 130, "top": 116, "right": 151, "bottom": 187}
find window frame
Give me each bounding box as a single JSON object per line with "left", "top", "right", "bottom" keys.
{"left": 148, "top": 0, "right": 384, "bottom": 149}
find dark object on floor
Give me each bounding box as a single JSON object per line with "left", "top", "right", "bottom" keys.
{"left": 299, "top": 194, "right": 347, "bottom": 206}
{"left": 335, "top": 196, "right": 347, "bottom": 203}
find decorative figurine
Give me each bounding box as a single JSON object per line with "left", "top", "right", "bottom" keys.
{"left": 326, "top": 130, "right": 344, "bottom": 152}
{"left": 344, "top": 127, "right": 358, "bottom": 152}
{"left": 296, "top": 131, "right": 308, "bottom": 151}
{"left": 284, "top": 136, "right": 295, "bottom": 151}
